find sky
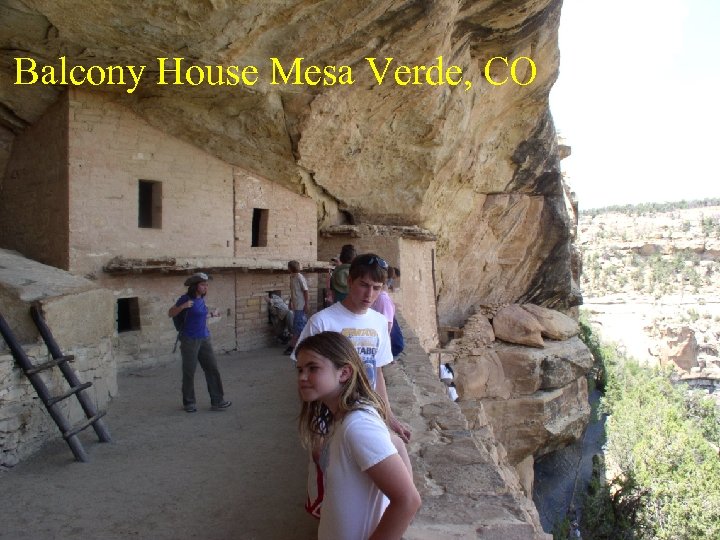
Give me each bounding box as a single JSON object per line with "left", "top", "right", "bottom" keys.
{"left": 550, "top": 0, "right": 720, "bottom": 210}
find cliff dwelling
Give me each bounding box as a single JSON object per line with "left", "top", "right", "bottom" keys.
{"left": 0, "top": 1, "right": 589, "bottom": 538}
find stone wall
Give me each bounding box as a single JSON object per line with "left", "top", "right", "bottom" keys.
{"left": 106, "top": 273, "right": 237, "bottom": 370}
{"left": 0, "top": 96, "right": 69, "bottom": 270}
{"left": 386, "top": 314, "right": 550, "bottom": 539}
{"left": 0, "top": 249, "right": 117, "bottom": 467}
{"left": 1, "top": 90, "right": 323, "bottom": 370}
{"left": 233, "top": 270, "right": 319, "bottom": 352}
{"left": 105, "top": 270, "right": 320, "bottom": 369}
{"left": 67, "top": 89, "right": 235, "bottom": 277}
{"left": 0, "top": 340, "right": 116, "bottom": 468}
{"left": 234, "top": 169, "right": 316, "bottom": 261}
{"left": 396, "top": 237, "right": 439, "bottom": 351}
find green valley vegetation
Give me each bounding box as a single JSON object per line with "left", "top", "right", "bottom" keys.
{"left": 577, "top": 315, "right": 720, "bottom": 539}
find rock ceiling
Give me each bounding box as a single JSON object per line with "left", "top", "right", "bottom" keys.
{"left": 0, "top": 0, "right": 574, "bottom": 326}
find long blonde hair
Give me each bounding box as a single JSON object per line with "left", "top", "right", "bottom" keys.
{"left": 296, "top": 331, "right": 387, "bottom": 449}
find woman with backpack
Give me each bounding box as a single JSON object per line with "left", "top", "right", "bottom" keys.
{"left": 168, "top": 272, "right": 231, "bottom": 413}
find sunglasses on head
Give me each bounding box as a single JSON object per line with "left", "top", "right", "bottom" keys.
{"left": 357, "top": 255, "right": 388, "bottom": 269}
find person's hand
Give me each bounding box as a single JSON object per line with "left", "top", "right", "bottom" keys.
{"left": 211, "top": 309, "right": 220, "bottom": 318}
{"left": 184, "top": 300, "right": 194, "bottom": 309}
{"left": 388, "top": 415, "right": 411, "bottom": 444}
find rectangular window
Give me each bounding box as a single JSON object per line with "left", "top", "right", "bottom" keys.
{"left": 117, "top": 297, "right": 141, "bottom": 333}
{"left": 252, "top": 208, "right": 268, "bottom": 247}
{"left": 138, "top": 180, "right": 162, "bottom": 229}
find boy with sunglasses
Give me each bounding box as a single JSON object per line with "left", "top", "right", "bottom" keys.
{"left": 293, "top": 253, "right": 410, "bottom": 440}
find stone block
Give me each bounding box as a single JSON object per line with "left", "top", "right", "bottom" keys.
{"left": 454, "top": 349, "right": 511, "bottom": 399}
{"left": 479, "top": 377, "right": 590, "bottom": 465}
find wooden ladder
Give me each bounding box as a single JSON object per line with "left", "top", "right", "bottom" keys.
{"left": 0, "top": 306, "right": 111, "bottom": 462}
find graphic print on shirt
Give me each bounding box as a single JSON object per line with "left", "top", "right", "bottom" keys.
{"left": 341, "top": 327, "right": 380, "bottom": 388}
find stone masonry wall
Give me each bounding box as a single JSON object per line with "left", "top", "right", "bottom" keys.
{"left": 0, "top": 340, "right": 116, "bottom": 468}
{"left": 0, "top": 95, "right": 69, "bottom": 270}
{"left": 318, "top": 233, "right": 400, "bottom": 268}
{"left": 234, "top": 170, "right": 317, "bottom": 261}
{"left": 67, "top": 89, "right": 235, "bottom": 277}
{"left": 234, "top": 271, "right": 319, "bottom": 352}
{"left": 0, "top": 250, "right": 117, "bottom": 468}
{"left": 106, "top": 274, "right": 237, "bottom": 371}
{"left": 396, "top": 237, "right": 439, "bottom": 351}
{"left": 105, "top": 270, "right": 321, "bottom": 368}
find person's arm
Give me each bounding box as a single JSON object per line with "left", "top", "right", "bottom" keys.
{"left": 302, "top": 288, "right": 310, "bottom": 314}
{"left": 366, "top": 454, "right": 421, "bottom": 540}
{"left": 375, "top": 368, "right": 411, "bottom": 443}
{"left": 168, "top": 299, "right": 192, "bottom": 318}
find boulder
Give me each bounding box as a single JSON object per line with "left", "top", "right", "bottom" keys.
{"left": 462, "top": 313, "right": 495, "bottom": 346}
{"left": 492, "top": 304, "right": 545, "bottom": 348}
{"left": 521, "top": 303, "right": 579, "bottom": 341}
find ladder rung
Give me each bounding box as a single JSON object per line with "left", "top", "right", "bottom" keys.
{"left": 47, "top": 382, "right": 92, "bottom": 407}
{"left": 24, "top": 355, "right": 75, "bottom": 375}
{"left": 63, "top": 411, "right": 107, "bottom": 440}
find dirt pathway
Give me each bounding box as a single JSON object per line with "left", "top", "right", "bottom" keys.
{"left": 0, "top": 347, "right": 317, "bottom": 540}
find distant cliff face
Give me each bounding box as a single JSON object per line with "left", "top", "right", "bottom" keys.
{"left": 0, "top": 0, "right": 572, "bottom": 327}
{"left": 579, "top": 204, "right": 720, "bottom": 377}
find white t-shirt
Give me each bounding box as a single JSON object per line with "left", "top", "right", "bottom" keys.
{"left": 290, "top": 273, "right": 309, "bottom": 310}
{"left": 318, "top": 408, "right": 397, "bottom": 540}
{"left": 292, "top": 302, "right": 393, "bottom": 388}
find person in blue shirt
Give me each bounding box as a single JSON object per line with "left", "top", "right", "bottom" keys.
{"left": 168, "top": 272, "right": 231, "bottom": 413}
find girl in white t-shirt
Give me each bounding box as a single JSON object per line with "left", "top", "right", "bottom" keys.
{"left": 296, "top": 331, "right": 421, "bottom": 540}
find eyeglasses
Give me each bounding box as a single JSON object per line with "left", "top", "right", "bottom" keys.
{"left": 356, "top": 255, "right": 388, "bottom": 269}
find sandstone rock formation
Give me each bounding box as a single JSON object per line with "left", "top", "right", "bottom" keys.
{"left": 522, "top": 302, "right": 579, "bottom": 340}
{"left": 447, "top": 306, "right": 592, "bottom": 492}
{"left": 389, "top": 315, "right": 551, "bottom": 539}
{"left": 0, "top": 3, "right": 584, "bottom": 535}
{"left": 492, "top": 303, "right": 545, "bottom": 348}
{"left": 579, "top": 203, "right": 720, "bottom": 381}
{"left": 0, "top": 0, "right": 574, "bottom": 328}
{"left": 655, "top": 325, "right": 699, "bottom": 372}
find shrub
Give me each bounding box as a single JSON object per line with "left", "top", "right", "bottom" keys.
{"left": 578, "top": 320, "right": 720, "bottom": 539}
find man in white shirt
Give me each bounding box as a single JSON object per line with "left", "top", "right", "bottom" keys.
{"left": 285, "top": 260, "right": 310, "bottom": 355}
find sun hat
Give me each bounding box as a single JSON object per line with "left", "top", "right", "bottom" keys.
{"left": 184, "top": 272, "right": 210, "bottom": 286}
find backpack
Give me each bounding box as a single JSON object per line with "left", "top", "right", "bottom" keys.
{"left": 390, "top": 316, "right": 404, "bottom": 356}
{"left": 173, "top": 307, "right": 188, "bottom": 332}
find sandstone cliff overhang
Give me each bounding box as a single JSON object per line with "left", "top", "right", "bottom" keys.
{"left": 1, "top": 0, "right": 571, "bottom": 327}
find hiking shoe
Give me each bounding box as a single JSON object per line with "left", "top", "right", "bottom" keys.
{"left": 283, "top": 346, "right": 294, "bottom": 355}
{"left": 211, "top": 400, "right": 232, "bottom": 411}
{"left": 184, "top": 404, "right": 197, "bottom": 413}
